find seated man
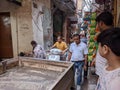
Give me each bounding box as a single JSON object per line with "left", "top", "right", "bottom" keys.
{"left": 51, "top": 36, "right": 68, "bottom": 54}
{"left": 31, "top": 40, "right": 46, "bottom": 59}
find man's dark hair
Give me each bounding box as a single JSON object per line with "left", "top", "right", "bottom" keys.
{"left": 31, "top": 40, "right": 37, "bottom": 45}
{"left": 97, "top": 27, "right": 120, "bottom": 56}
{"left": 73, "top": 34, "right": 80, "bottom": 39}
{"left": 96, "top": 11, "right": 114, "bottom": 26}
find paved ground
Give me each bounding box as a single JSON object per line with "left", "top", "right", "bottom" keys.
{"left": 81, "top": 67, "right": 98, "bottom": 90}
{"left": 81, "top": 74, "right": 98, "bottom": 90}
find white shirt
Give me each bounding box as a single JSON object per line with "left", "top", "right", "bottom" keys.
{"left": 33, "top": 45, "right": 46, "bottom": 58}
{"left": 96, "top": 67, "right": 120, "bottom": 90}
{"left": 95, "top": 50, "right": 107, "bottom": 76}
{"left": 69, "top": 42, "right": 88, "bottom": 61}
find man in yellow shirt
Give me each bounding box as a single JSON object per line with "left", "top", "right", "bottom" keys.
{"left": 51, "top": 36, "right": 68, "bottom": 54}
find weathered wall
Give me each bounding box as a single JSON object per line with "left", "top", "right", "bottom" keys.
{"left": 17, "top": 0, "right": 33, "bottom": 53}
{"left": 0, "top": 0, "right": 33, "bottom": 57}
{"left": 32, "top": 0, "right": 53, "bottom": 50}
{"left": 0, "top": 0, "right": 53, "bottom": 58}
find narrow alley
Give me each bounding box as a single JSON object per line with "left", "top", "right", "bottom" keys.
{"left": 81, "top": 68, "right": 98, "bottom": 90}
{"left": 0, "top": 0, "right": 120, "bottom": 90}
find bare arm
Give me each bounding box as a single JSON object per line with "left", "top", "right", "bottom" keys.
{"left": 91, "top": 58, "right": 96, "bottom": 66}
{"left": 62, "top": 42, "right": 68, "bottom": 54}
{"left": 50, "top": 43, "right": 56, "bottom": 49}
{"left": 64, "top": 48, "right": 68, "bottom": 52}
{"left": 51, "top": 45, "right": 55, "bottom": 49}
{"left": 68, "top": 52, "right": 72, "bottom": 61}
{"left": 62, "top": 48, "right": 68, "bottom": 54}
{"left": 84, "top": 54, "right": 88, "bottom": 70}
{"left": 84, "top": 54, "right": 88, "bottom": 66}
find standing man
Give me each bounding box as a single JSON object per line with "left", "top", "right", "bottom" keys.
{"left": 91, "top": 11, "right": 114, "bottom": 77}
{"left": 68, "top": 34, "right": 88, "bottom": 89}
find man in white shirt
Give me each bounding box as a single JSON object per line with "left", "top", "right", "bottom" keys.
{"left": 68, "top": 34, "right": 88, "bottom": 86}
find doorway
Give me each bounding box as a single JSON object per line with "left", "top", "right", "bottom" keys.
{"left": 0, "top": 12, "right": 13, "bottom": 58}
{"left": 53, "top": 9, "right": 64, "bottom": 43}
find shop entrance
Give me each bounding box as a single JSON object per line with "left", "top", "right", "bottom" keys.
{"left": 0, "top": 12, "right": 13, "bottom": 58}
{"left": 53, "top": 9, "right": 64, "bottom": 42}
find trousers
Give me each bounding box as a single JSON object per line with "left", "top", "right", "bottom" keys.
{"left": 73, "top": 61, "right": 84, "bottom": 85}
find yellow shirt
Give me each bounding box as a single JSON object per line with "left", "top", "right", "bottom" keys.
{"left": 53, "top": 41, "right": 67, "bottom": 51}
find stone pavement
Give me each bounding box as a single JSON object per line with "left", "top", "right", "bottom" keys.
{"left": 81, "top": 67, "right": 98, "bottom": 90}
{"left": 71, "top": 67, "right": 98, "bottom": 90}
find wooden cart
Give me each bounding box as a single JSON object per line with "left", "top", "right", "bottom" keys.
{"left": 0, "top": 57, "right": 74, "bottom": 90}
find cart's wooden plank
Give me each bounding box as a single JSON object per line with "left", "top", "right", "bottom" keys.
{"left": 50, "top": 63, "right": 74, "bottom": 90}
{"left": 22, "top": 61, "right": 66, "bottom": 72}
{"left": 19, "top": 57, "right": 71, "bottom": 67}
{"left": 0, "top": 59, "right": 19, "bottom": 74}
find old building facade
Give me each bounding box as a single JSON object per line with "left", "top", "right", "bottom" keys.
{"left": 0, "top": 0, "right": 52, "bottom": 58}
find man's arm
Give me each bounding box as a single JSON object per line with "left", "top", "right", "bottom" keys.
{"left": 62, "top": 42, "right": 68, "bottom": 54}
{"left": 83, "top": 44, "right": 88, "bottom": 70}
{"left": 91, "top": 58, "right": 96, "bottom": 66}
{"left": 84, "top": 54, "right": 88, "bottom": 66}
{"left": 67, "top": 43, "right": 73, "bottom": 61}
{"left": 50, "top": 42, "right": 56, "bottom": 49}
{"left": 51, "top": 45, "right": 55, "bottom": 49}
{"left": 84, "top": 54, "right": 88, "bottom": 70}
{"left": 68, "top": 52, "right": 72, "bottom": 61}
{"left": 62, "top": 48, "right": 68, "bottom": 54}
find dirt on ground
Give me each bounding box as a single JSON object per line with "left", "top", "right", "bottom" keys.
{"left": 0, "top": 67, "right": 63, "bottom": 90}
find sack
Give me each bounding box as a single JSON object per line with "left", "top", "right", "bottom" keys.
{"left": 50, "top": 48, "right": 62, "bottom": 55}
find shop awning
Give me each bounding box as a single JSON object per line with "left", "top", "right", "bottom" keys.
{"left": 53, "top": 0, "right": 76, "bottom": 15}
